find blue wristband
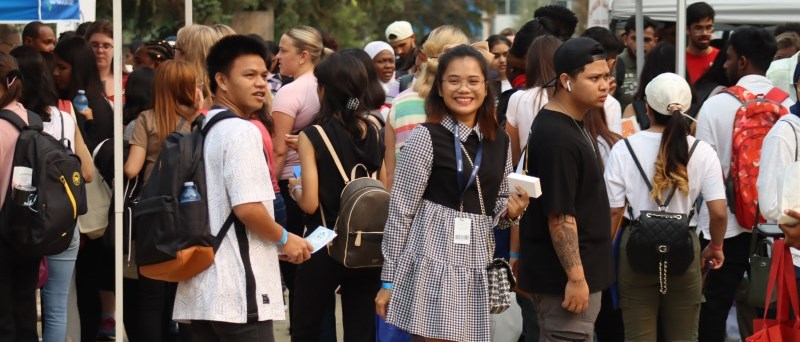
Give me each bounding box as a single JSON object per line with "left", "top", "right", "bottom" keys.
{"left": 509, "top": 251, "right": 520, "bottom": 259}
{"left": 277, "top": 229, "right": 289, "bottom": 246}
{"left": 381, "top": 282, "right": 394, "bottom": 290}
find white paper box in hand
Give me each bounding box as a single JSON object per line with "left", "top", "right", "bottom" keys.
{"left": 507, "top": 173, "right": 542, "bottom": 198}
{"left": 779, "top": 162, "right": 800, "bottom": 225}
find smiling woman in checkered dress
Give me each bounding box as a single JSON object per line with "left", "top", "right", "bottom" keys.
{"left": 375, "top": 45, "right": 530, "bottom": 342}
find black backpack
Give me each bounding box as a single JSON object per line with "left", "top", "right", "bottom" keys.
{"left": 133, "top": 110, "right": 260, "bottom": 321}
{"left": 0, "top": 109, "right": 86, "bottom": 256}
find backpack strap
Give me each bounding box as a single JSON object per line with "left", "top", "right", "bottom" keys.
{"left": 623, "top": 138, "right": 701, "bottom": 209}
{"left": 213, "top": 213, "right": 259, "bottom": 323}
{"left": 200, "top": 110, "right": 240, "bottom": 136}
{"left": 722, "top": 85, "right": 755, "bottom": 104}
{"left": 763, "top": 87, "right": 790, "bottom": 105}
{"left": 632, "top": 99, "right": 650, "bottom": 130}
{"left": 0, "top": 108, "right": 43, "bottom": 131}
{"left": 785, "top": 120, "right": 800, "bottom": 162}
{"left": 312, "top": 125, "right": 350, "bottom": 184}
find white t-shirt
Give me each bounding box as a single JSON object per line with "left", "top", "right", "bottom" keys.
{"left": 757, "top": 114, "right": 800, "bottom": 266}
{"left": 506, "top": 87, "right": 549, "bottom": 152}
{"left": 173, "top": 109, "right": 283, "bottom": 323}
{"left": 604, "top": 132, "right": 726, "bottom": 227}
{"left": 695, "top": 75, "right": 795, "bottom": 239}
{"left": 42, "top": 106, "right": 77, "bottom": 153}
{"left": 507, "top": 88, "right": 623, "bottom": 153}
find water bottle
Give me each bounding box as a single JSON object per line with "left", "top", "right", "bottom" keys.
{"left": 73, "top": 90, "right": 89, "bottom": 112}
{"left": 179, "top": 182, "right": 201, "bottom": 204}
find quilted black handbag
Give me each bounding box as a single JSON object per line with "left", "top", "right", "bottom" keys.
{"left": 624, "top": 139, "right": 700, "bottom": 294}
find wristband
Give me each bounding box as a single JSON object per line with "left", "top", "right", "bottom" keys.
{"left": 509, "top": 251, "right": 520, "bottom": 259}
{"left": 709, "top": 241, "right": 723, "bottom": 251}
{"left": 277, "top": 228, "right": 289, "bottom": 246}
{"left": 381, "top": 282, "right": 394, "bottom": 290}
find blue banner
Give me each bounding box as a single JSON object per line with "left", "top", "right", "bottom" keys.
{"left": 0, "top": 0, "right": 80, "bottom": 22}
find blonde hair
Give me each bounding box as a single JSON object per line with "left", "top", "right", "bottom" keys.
{"left": 212, "top": 24, "right": 236, "bottom": 37}
{"left": 176, "top": 25, "right": 223, "bottom": 98}
{"left": 413, "top": 25, "right": 469, "bottom": 98}
{"left": 285, "top": 26, "right": 333, "bottom": 66}
{"left": 153, "top": 60, "right": 196, "bottom": 143}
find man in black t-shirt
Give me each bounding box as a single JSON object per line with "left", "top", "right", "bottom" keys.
{"left": 519, "top": 37, "right": 613, "bottom": 342}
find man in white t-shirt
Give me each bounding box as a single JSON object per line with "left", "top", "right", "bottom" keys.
{"left": 695, "top": 26, "right": 794, "bottom": 341}
{"left": 758, "top": 60, "right": 800, "bottom": 268}
{"left": 172, "top": 35, "right": 312, "bottom": 341}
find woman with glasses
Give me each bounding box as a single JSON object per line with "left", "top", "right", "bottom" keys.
{"left": 85, "top": 20, "right": 119, "bottom": 102}
{"left": 376, "top": 45, "right": 529, "bottom": 341}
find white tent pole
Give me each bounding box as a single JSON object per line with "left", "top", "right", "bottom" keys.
{"left": 185, "top": 0, "right": 193, "bottom": 26}
{"left": 112, "top": 0, "right": 124, "bottom": 338}
{"left": 677, "top": 0, "right": 687, "bottom": 78}
{"left": 635, "top": 0, "right": 644, "bottom": 78}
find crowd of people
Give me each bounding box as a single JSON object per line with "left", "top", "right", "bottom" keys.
{"left": 0, "top": 2, "right": 799, "bottom": 342}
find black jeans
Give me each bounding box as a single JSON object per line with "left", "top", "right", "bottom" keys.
{"left": 190, "top": 320, "right": 273, "bottom": 342}
{"left": 595, "top": 289, "right": 624, "bottom": 342}
{"left": 124, "top": 274, "right": 182, "bottom": 342}
{"left": 76, "top": 236, "right": 115, "bottom": 342}
{"left": 699, "top": 232, "right": 751, "bottom": 342}
{"left": 278, "top": 180, "right": 304, "bottom": 324}
{"left": 0, "top": 240, "right": 39, "bottom": 342}
{"left": 291, "top": 251, "right": 380, "bottom": 342}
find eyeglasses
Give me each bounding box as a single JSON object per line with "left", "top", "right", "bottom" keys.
{"left": 690, "top": 24, "right": 714, "bottom": 33}
{"left": 443, "top": 78, "right": 485, "bottom": 90}
{"left": 91, "top": 42, "right": 113, "bottom": 51}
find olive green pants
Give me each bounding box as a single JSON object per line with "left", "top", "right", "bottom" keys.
{"left": 618, "top": 227, "right": 704, "bottom": 342}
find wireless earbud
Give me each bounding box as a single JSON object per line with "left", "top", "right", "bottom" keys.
{"left": 567, "top": 81, "right": 572, "bottom": 92}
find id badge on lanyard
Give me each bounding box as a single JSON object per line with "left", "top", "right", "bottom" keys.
{"left": 453, "top": 126, "right": 482, "bottom": 245}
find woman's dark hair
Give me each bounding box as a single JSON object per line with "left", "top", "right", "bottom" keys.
{"left": 10, "top": 46, "right": 59, "bottom": 121}
{"left": 509, "top": 19, "right": 553, "bottom": 59}
{"left": 251, "top": 103, "right": 274, "bottom": 135}
{"left": 313, "top": 53, "right": 369, "bottom": 139}
{"left": 487, "top": 35, "right": 512, "bottom": 51}
{"left": 123, "top": 67, "right": 155, "bottom": 125}
{"left": 53, "top": 36, "right": 104, "bottom": 100}
{"left": 85, "top": 20, "right": 112, "bottom": 40}
{"left": 339, "top": 48, "right": 386, "bottom": 111}
{"left": 584, "top": 109, "right": 620, "bottom": 168}
{"left": 75, "top": 21, "right": 93, "bottom": 37}
{"left": 0, "top": 52, "right": 23, "bottom": 110}
{"left": 650, "top": 106, "right": 691, "bottom": 200}
{"left": 524, "top": 35, "right": 561, "bottom": 90}
{"left": 534, "top": 5, "right": 579, "bottom": 41}
{"left": 634, "top": 42, "right": 677, "bottom": 101}
{"left": 426, "top": 45, "right": 497, "bottom": 141}
{"left": 137, "top": 40, "right": 175, "bottom": 65}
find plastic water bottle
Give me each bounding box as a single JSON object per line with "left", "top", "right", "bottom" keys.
{"left": 73, "top": 90, "right": 89, "bottom": 112}
{"left": 179, "top": 182, "right": 201, "bottom": 204}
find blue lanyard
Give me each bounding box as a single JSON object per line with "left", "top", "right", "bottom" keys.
{"left": 454, "top": 126, "right": 483, "bottom": 204}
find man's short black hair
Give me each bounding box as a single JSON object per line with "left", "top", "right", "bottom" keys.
{"left": 775, "top": 23, "right": 800, "bottom": 37}
{"left": 22, "top": 21, "right": 47, "bottom": 40}
{"left": 728, "top": 26, "right": 777, "bottom": 73}
{"left": 534, "top": 5, "right": 578, "bottom": 41}
{"left": 687, "top": 2, "right": 715, "bottom": 26}
{"left": 581, "top": 27, "right": 623, "bottom": 56}
{"left": 206, "top": 35, "right": 269, "bottom": 94}
{"left": 624, "top": 15, "right": 659, "bottom": 35}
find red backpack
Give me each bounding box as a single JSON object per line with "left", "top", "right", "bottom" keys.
{"left": 723, "top": 85, "right": 789, "bottom": 228}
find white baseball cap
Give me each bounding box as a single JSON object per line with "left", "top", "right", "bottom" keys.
{"left": 385, "top": 21, "right": 414, "bottom": 42}
{"left": 645, "top": 72, "right": 692, "bottom": 116}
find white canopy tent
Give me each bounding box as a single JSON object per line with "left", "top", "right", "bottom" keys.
{"left": 609, "top": 0, "right": 800, "bottom": 80}
{"left": 611, "top": 0, "right": 800, "bottom": 25}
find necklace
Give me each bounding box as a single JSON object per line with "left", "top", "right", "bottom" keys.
{"left": 553, "top": 100, "right": 597, "bottom": 155}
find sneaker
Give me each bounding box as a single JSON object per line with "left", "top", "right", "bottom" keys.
{"left": 96, "top": 315, "right": 115, "bottom": 341}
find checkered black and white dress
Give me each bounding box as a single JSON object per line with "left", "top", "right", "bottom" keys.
{"left": 382, "top": 116, "right": 512, "bottom": 342}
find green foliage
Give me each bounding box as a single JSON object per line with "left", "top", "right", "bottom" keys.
{"left": 97, "top": 0, "right": 495, "bottom": 48}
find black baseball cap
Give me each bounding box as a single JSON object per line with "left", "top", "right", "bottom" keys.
{"left": 546, "top": 37, "right": 607, "bottom": 87}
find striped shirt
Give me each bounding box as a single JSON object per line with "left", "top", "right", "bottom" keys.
{"left": 388, "top": 90, "right": 426, "bottom": 156}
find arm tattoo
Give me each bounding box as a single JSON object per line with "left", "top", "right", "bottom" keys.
{"left": 549, "top": 214, "right": 582, "bottom": 272}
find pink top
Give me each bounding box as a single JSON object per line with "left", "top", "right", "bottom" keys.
{"left": 271, "top": 72, "right": 320, "bottom": 179}
{"left": 250, "top": 119, "right": 280, "bottom": 193}
{"left": 0, "top": 102, "right": 29, "bottom": 207}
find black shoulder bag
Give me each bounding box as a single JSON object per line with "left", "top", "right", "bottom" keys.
{"left": 624, "top": 138, "right": 700, "bottom": 294}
